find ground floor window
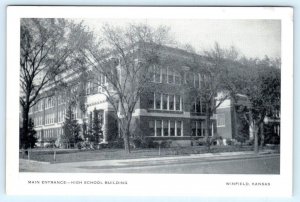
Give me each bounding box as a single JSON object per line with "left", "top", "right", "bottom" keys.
{"left": 191, "top": 120, "right": 204, "bottom": 136}
{"left": 148, "top": 119, "right": 183, "bottom": 137}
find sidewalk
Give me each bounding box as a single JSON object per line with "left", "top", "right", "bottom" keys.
{"left": 19, "top": 150, "right": 279, "bottom": 172}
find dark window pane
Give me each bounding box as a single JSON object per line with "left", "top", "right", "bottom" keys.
{"left": 169, "top": 95, "right": 174, "bottom": 110}
{"left": 149, "top": 120, "right": 154, "bottom": 136}
{"left": 176, "top": 121, "right": 182, "bottom": 136}
{"left": 191, "top": 121, "right": 196, "bottom": 136}
{"left": 156, "top": 120, "right": 162, "bottom": 136}
{"left": 196, "top": 98, "right": 201, "bottom": 113}
{"left": 197, "top": 121, "right": 201, "bottom": 136}
{"left": 155, "top": 93, "right": 161, "bottom": 109}
{"left": 163, "top": 94, "right": 168, "bottom": 110}
{"left": 176, "top": 95, "right": 181, "bottom": 111}
{"left": 163, "top": 120, "right": 169, "bottom": 136}
{"left": 148, "top": 92, "right": 154, "bottom": 109}
{"left": 170, "top": 121, "right": 175, "bottom": 136}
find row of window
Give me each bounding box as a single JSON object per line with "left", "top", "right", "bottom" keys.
{"left": 86, "top": 75, "right": 108, "bottom": 95}
{"left": 149, "top": 93, "right": 182, "bottom": 111}
{"left": 57, "top": 109, "right": 66, "bottom": 123}
{"left": 44, "top": 129, "right": 56, "bottom": 139}
{"left": 191, "top": 121, "right": 206, "bottom": 136}
{"left": 45, "top": 97, "right": 55, "bottom": 109}
{"left": 191, "top": 98, "right": 207, "bottom": 114}
{"left": 149, "top": 66, "right": 208, "bottom": 89}
{"left": 45, "top": 113, "right": 55, "bottom": 125}
{"left": 149, "top": 120, "right": 183, "bottom": 137}
{"left": 150, "top": 66, "right": 181, "bottom": 84}
{"left": 33, "top": 116, "right": 43, "bottom": 126}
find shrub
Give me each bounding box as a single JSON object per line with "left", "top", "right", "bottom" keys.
{"left": 141, "top": 138, "right": 159, "bottom": 148}
{"left": 245, "top": 139, "right": 254, "bottom": 146}
{"left": 107, "top": 138, "right": 124, "bottom": 149}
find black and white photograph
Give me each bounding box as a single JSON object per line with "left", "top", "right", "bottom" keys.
{"left": 6, "top": 6, "right": 293, "bottom": 196}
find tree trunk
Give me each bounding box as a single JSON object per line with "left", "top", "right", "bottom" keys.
{"left": 205, "top": 104, "right": 211, "bottom": 150}
{"left": 123, "top": 130, "right": 131, "bottom": 153}
{"left": 249, "top": 110, "right": 259, "bottom": 154}
{"left": 232, "top": 103, "right": 238, "bottom": 139}
{"left": 254, "top": 124, "right": 259, "bottom": 154}
{"left": 21, "top": 104, "right": 30, "bottom": 149}
{"left": 260, "top": 122, "right": 265, "bottom": 147}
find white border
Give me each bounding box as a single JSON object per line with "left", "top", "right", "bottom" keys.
{"left": 6, "top": 6, "right": 293, "bottom": 196}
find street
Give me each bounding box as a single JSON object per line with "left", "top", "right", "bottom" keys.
{"left": 20, "top": 152, "right": 280, "bottom": 174}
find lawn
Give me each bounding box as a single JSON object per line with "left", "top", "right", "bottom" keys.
{"left": 19, "top": 145, "right": 279, "bottom": 164}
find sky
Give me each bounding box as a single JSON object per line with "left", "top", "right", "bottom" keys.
{"left": 81, "top": 18, "right": 281, "bottom": 59}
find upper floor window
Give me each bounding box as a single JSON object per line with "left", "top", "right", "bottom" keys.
{"left": 150, "top": 93, "right": 182, "bottom": 111}
{"left": 45, "top": 97, "right": 55, "bottom": 109}
{"left": 191, "top": 98, "right": 206, "bottom": 114}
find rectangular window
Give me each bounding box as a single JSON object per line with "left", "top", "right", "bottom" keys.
{"left": 170, "top": 121, "right": 175, "bottom": 136}
{"left": 163, "top": 120, "right": 169, "bottom": 136}
{"left": 155, "top": 93, "right": 161, "bottom": 110}
{"left": 191, "top": 121, "right": 196, "bottom": 136}
{"left": 163, "top": 94, "right": 168, "bottom": 110}
{"left": 217, "top": 113, "right": 225, "bottom": 127}
{"left": 149, "top": 120, "right": 154, "bottom": 136}
{"left": 197, "top": 121, "right": 202, "bottom": 136}
{"left": 202, "top": 102, "right": 207, "bottom": 113}
{"left": 169, "top": 95, "right": 174, "bottom": 110}
{"left": 162, "top": 67, "right": 168, "bottom": 83}
{"left": 174, "top": 71, "right": 181, "bottom": 84}
{"left": 154, "top": 66, "right": 161, "bottom": 83}
{"left": 148, "top": 92, "right": 154, "bottom": 109}
{"left": 196, "top": 98, "right": 201, "bottom": 113}
{"left": 168, "top": 69, "right": 174, "bottom": 84}
{"left": 176, "top": 121, "right": 182, "bottom": 136}
{"left": 176, "top": 95, "right": 181, "bottom": 111}
{"left": 156, "top": 120, "right": 162, "bottom": 136}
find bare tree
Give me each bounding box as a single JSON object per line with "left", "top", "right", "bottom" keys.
{"left": 82, "top": 23, "right": 171, "bottom": 153}
{"left": 20, "top": 18, "right": 91, "bottom": 148}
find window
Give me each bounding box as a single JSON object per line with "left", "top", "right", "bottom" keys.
{"left": 175, "top": 95, "right": 181, "bottom": 111}
{"left": 174, "top": 71, "right": 181, "bottom": 84}
{"left": 191, "top": 121, "right": 196, "bottom": 136}
{"left": 170, "top": 121, "right": 175, "bottom": 136}
{"left": 196, "top": 99, "right": 201, "bottom": 113}
{"left": 169, "top": 95, "right": 174, "bottom": 110}
{"left": 150, "top": 66, "right": 161, "bottom": 83}
{"left": 162, "top": 67, "right": 168, "bottom": 83}
{"left": 176, "top": 121, "right": 182, "bottom": 136}
{"left": 155, "top": 93, "right": 161, "bottom": 110}
{"left": 191, "top": 121, "right": 204, "bottom": 136}
{"left": 150, "top": 93, "right": 182, "bottom": 111}
{"left": 156, "top": 120, "right": 162, "bottom": 136}
{"left": 150, "top": 119, "right": 184, "bottom": 137}
{"left": 163, "top": 120, "right": 169, "bottom": 136}
{"left": 163, "top": 94, "right": 168, "bottom": 110}
{"left": 168, "top": 68, "right": 174, "bottom": 84}
{"left": 148, "top": 92, "right": 154, "bottom": 109}
{"left": 197, "top": 121, "right": 202, "bottom": 136}
{"left": 217, "top": 113, "right": 225, "bottom": 127}
{"left": 149, "top": 120, "right": 155, "bottom": 136}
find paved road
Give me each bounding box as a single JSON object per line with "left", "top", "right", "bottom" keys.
{"left": 20, "top": 152, "right": 280, "bottom": 174}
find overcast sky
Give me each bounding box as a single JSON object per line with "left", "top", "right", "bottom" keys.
{"left": 81, "top": 19, "right": 281, "bottom": 59}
